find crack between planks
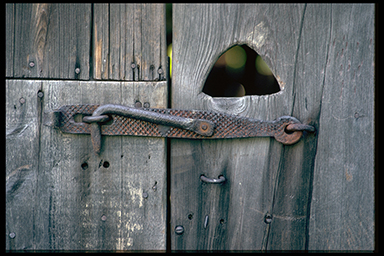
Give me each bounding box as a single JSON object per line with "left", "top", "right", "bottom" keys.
{"left": 290, "top": 4, "right": 307, "bottom": 116}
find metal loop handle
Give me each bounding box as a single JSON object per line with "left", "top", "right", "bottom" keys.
{"left": 200, "top": 175, "right": 226, "bottom": 184}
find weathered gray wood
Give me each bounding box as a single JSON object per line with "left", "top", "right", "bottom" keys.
{"left": 93, "top": 4, "right": 167, "bottom": 81}
{"left": 171, "top": 4, "right": 308, "bottom": 251}
{"left": 6, "top": 3, "right": 14, "bottom": 77}
{"left": 8, "top": 4, "right": 91, "bottom": 80}
{"left": 308, "top": 4, "right": 374, "bottom": 251}
{"left": 171, "top": 3, "right": 374, "bottom": 251}
{"left": 6, "top": 80, "right": 42, "bottom": 250}
{"left": 6, "top": 80, "right": 167, "bottom": 251}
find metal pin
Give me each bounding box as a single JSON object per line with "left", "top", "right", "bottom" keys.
{"left": 204, "top": 215, "right": 209, "bottom": 229}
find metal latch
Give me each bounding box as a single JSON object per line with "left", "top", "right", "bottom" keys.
{"left": 43, "top": 104, "right": 315, "bottom": 154}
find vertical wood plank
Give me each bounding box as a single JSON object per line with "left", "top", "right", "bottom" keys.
{"left": 171, "top": 3, "right": 307, "bottom": 250}
{"left": 93, "top": 4, "right": 167, "bottom": 81}
{"left": 6, "top": 3, "right": 14, "bottom": 77}
{"left": 308, "top": 4, "right": 374, "bottom": 251}
{"left": 11, "top": 4, "right": 91, "bottom": 80}
{"left": 6, "top": 80, "right": 42, "bottom": 250}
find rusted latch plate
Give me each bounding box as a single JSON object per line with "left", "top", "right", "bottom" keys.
{"left": 43, "top": 104, "right": 315, "bottom": 154}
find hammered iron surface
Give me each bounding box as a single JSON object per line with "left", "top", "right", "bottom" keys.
{"left": 52, "top": 104, "right": 303, "bottom": 145}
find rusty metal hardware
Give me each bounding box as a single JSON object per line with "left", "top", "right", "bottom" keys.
{"left": 43, "top": 104, "right": 315, "bottom": 154}
{"left": 200, "top": 175, "right": 226, "bottom": 184}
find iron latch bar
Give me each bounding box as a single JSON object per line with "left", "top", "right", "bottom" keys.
{"left": 43, "top": 104, "right": 315, "bottom": 154}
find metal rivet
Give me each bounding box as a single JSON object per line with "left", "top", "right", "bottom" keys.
{"left": 37, "top": 91, "right": 44, "bottom": 98}
{"left": 135, "top": 101, "right": 142, "bottom": 108}
{"left": 101, "top": 215, "right": 107, "bottom": 221}
{"left": 75, "top": 67, "right": 81, "bottom": 74}
{"left": 201, "top": 124, "right": 208, "bottom": 131}
{"left": 9, "top": 232, "right": 16, "bottom": 239}
{"left": 264, "top": 213, "right": 273, "bottom": 224}
{"left": 19, "top": 97, "right": 25, "bottom": 104}
{"left": 142, "top": 192, "right": 148, "bottom": 199}
{"left": 175, "top": 225, "right": 184, "bottom": 235}
{"left": 29, "top": 61, "right": 35, "bottom": 68}
{"left": 143, "top": 102, "right": 150, "bottom": 108}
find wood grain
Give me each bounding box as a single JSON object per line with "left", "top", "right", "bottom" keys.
{"left": 6, "top": 80, "right": 42, "bottom": 250}
{"left": 308, "top": 4, "right": 374, "bottom": 251}
{"left": 171, "top": 3, "right": 374, "bottom": 251}
{"left": 7, "top": 4, "right": 91, "bottom": 80}
{"left": 6, "top": 80, "right": 168, "bottom": 251}
{"left": 93, "top": 4, "right": 167, "bottom": 81}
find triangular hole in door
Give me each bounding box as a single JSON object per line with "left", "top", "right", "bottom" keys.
{"left": 202, "top": 44, "right": 281, "bottom": 97}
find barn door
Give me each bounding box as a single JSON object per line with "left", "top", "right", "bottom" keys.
{"left": 170, "top": 4, "right": 374, "bottom": 251}
{"left": 6, "top": 4, "right": 168, "bottom": 251}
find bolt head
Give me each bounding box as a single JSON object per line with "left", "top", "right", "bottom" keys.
{"left": 175, "top": 225, "right": 184, "bottom": 235}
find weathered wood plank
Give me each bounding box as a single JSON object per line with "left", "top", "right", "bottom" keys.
{"left": 308, "top": 4, "right": 374, "bottom": 251}
{"left": 9, "top": 4, "right": 91, "bottom": 80}
{"left": 6, "top": 3, "right": 14, "bottom": 77}
{"left": 6, "top": 80, "right": 43, "bottom": 250}
{"left": 6, "top": 80, "right": 167, "bottom": 251}
{"left": 171, "top": 3, "right": 308, "bottom": 251}
{"left": 93, "top": 4, "right": 167, "bottom": 81}
{"left": 172, "top": 3, "right": 374, "bottom": 251}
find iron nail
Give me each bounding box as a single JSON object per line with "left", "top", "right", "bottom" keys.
{"left": 204, "top": 215, "right": 209, "bottom": 229}
{"left": 75, "top": 67, "right": 81, "bottom": 74}
{"left": 142, "top": 192, "right": 148, "bottom": 199}
{"left": 143, "top": 102, "right": 150, "bottom": 108}
{"left": 101, "top": 215, "right": 107, "bottom": 221}
{"left": 29, "top": 61, "right": 35, "bottom": 68}
{"left": 37, "top": 91, "right": 44, "bottom": 98}
{"left": 19, "top": 97, "right": 25, "bottom": 104}
{"left": 264, "top": 213, "right": 273, "bottom": 224}
{"left": 9, "top": 232, "right": 16, "bottom": 239}
{"left": 175, "top": 225, "right": 184, "bottom": 235}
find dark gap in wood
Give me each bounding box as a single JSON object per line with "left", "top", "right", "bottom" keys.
{"left": 89, "top": 4, "right": 94, "bottom": 80}
{"left": 202, "top": 44, "right": 281, "bottom": 97}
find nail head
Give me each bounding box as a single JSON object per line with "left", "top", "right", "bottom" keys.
{"left": 175, "top": 225, "right": 184, "bottom": 235}
{"left": 19, "top": 97, "right": 25, "bottom": 104}
{"left": 9, "top": 232, "right": 16, "bottom": 239}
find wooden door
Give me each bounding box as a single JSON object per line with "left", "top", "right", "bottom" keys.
{"left": 170, "top": 4, "right": 374, "bottom": 251}
{"left": 6, "top": 3, "right": 375, "bottom": 252}
{"left": 6, "top": 3, "right": 168, "bottom": 251}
